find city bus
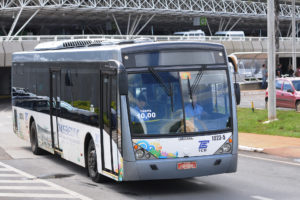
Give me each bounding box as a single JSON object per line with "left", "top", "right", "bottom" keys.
{"left": 12, "top": 39, "right": 240, "bottom": 182}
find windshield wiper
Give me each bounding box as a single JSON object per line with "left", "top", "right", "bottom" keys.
{"left": 187, "top": 77, "right": 194, "bottom": 109}
{"left": 148, "top": 67, "right": 174, "bottom": 111}
{"left": 187, "top": 69, "right": 204, "bottom": 110}
{"left": 191, "top": 70, "right": 204, "bottom": 95}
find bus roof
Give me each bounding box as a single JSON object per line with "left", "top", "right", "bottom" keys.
{"left": 13, "top": 40, "right": 224, "bottom": 63}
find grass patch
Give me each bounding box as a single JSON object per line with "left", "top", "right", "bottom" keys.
{"left": 237, "top": 108, "right": 300, "bottom": 138}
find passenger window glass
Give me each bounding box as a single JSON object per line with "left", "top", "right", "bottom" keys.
{"left": 60, "top": 67, "right": 100, "bottom": 127}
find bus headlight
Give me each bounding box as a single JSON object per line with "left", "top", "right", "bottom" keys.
{"left": 133, "top": 144, "right": 157, "bottom": 160}
{"left": 135, "top": 149, "right": 145, "bottom": 159}
{"left": 222, "top": 143, "right": 232, "bottom": 153}
{"left": 214, "top": 137, "right": 233, "bottom": 154}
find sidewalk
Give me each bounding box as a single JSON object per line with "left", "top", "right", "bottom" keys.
{"left": 239, "top": 132, "right": 300, "bottom": 158}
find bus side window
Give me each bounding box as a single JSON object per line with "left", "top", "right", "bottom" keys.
{"left": 60, "top": 67, "right": 100, "bottom": 127}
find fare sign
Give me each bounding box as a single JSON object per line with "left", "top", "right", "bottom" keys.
{"left": 177, "top": 162, "right": 197, "bottom": 170}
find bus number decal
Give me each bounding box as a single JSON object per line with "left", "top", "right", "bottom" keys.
{"left": 212, "top": 135, "right": 225, "bottom": 141}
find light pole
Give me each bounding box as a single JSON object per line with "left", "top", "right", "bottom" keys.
{"left": 292, "top": 0, "right": 296, "bottom": 72}
{"left": 267, "top": 0, "right": 276, "bottom": 120}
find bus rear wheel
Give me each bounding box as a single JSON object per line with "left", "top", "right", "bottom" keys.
{"left": 87, "top": 139, "right": 106, "bottom": 183}
{"left": 30, "top": 121, "right": 42, "bottom": 155}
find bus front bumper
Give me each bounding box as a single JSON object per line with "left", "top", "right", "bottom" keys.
{"left": 122, "top": 154, "right": 237, "bottom": 181}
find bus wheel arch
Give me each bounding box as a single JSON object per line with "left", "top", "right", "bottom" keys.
{"left": 29, "top": 118, "right": 42, "bottom": 155}
{"left": 84, "top": 133, "right": 106, "bottom": 183}
{"left": 84, "top": 133, "right": 92, "bottom": 171}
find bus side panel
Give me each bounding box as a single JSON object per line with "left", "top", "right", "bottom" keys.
{"left": 56, "top": 117, "right": 100, "bottom": 168}
{"left": 12, "top": 106, "right": 30, "bottom": 141}
{"left": 34, "top": 111, "right": 52, "bottom": 152}
{"left": 11, "top": 106, "right": 53, "bottom": 153}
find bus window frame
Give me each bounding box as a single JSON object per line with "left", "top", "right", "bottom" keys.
{"left": 127, "top": 66, "right": 233, "bottom": 138}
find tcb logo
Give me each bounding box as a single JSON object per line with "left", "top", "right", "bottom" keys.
{"left": 198, "top": 140, "right": 210, "bottom": 152}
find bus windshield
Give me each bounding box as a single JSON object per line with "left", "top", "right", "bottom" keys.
{"left": 128, "top": 69, "right": 231, "bottom": 135}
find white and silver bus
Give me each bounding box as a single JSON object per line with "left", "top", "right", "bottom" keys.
{"left": 12, "top": 39, "right": 240, "bottom": 182}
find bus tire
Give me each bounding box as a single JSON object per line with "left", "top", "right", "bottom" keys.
{"left": 87, "top": 139, "right": 106, "bottom": 183}
{"left": 30, "top": 121, "right": 42, "bottom": 155}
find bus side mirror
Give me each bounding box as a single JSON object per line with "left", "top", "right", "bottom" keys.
{"left": 234, "top": 83, "right": 241, "bottom": 105}
{"left": 228, "top": 55, "right": 238, "bottom": 73}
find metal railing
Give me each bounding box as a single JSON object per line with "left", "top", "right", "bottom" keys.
{"left": 0, "top": 35, "right": 270, "bottom": 42}
{"left": 2, "top": 34, "right": 300, "bottom": 43}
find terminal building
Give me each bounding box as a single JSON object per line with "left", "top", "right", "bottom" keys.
{"left": 1, "top": 0, "right": 300, "bottom": 94}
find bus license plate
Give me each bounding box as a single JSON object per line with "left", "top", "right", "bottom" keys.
{"left": 177, "top": 162, "right": 197, "bottom": 170}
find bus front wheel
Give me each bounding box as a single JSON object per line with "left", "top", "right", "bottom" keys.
{"left": 87, "top": 139, "right": 106, "bottom": 183}
{"left": 30, "top": 121, "right": 42, "bottom": 155}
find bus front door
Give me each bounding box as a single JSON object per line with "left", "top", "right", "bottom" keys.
{"left": 100, "top": 70, "right": 119, "bottom": 176}
{"left": 50, "top": 69, "right": 61, "bottom": 152}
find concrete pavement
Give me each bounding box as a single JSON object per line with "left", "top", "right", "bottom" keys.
{"left": 239, "top": 132, "right": 300, "bottom": 158}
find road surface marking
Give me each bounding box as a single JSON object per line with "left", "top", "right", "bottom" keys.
{"left": 0, "top": 161, "right": 93, "bottom": 200}
{"left": 251, "top": 195, "right": 273, "bottom": 200}
{"left": 0, "top": 174, "right": 22, "bottom": 177}
{"left": 0, "top": 168, "right": 11, "bottom": 171}
{"left": 0, "top": 180, "right": 40, "bottom": 183}
{"left": 0, "top": 186, "right": 57, "bottom": 190}
{"left": 239, "top": 153, "right": 300, "bottom": 167}
{"left": 0, "top": 193, "right": 76, "bottom": 198}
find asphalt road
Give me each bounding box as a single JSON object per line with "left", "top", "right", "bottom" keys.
{"left": 1, "top": 98, "right": 300, "bottom": 200}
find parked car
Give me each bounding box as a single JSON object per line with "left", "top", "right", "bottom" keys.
{"left": 265, "top": 77, "right": 300, "bottom": 111}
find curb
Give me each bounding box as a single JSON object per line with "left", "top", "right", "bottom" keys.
{"left": 238, "top": 145, "right": 264, "bottom": 153}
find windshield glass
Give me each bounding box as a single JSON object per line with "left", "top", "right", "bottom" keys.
{"left": 292, "top": 80, "right": 300, "bottom": 91}
{"left": 128, "top": 69, "right": 231, "bottom": 135}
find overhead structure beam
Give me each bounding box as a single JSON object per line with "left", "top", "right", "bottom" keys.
{"left": 1, "top": 0, "right": 300, "bottom": 19}
{"left": 135, "top": 14, "right": 155, "bottom": 36}
{"left": 130, "top": 15, "right": 143, "bottom": 36}
{"left": 126, "top": 14, "right": 131, "bottom": 35}
{"left": 228, "top": 18, "right": 241, "bottom": 31}
{"left": 10, "top": 9, "right": 40, "bottom": 41}
{"left": 129, "top": 15, "right": 139, "bottom": 36}
{"left": 112, "top": 13, "right": 123, "bottom": 36}
{"left": 6, "top": 7, "right": 23, "bottom": 41}
{"left": 223, "top": 18, "right": 232, "bottom": 31}
{"left": 206, "top": 18, "right": 212, "bottom": 36}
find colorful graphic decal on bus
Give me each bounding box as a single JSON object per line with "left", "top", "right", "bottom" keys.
{"left": 118, "top": 157, "right": 124, "bottom": 181}
{"left": 132, "top": 132, "right": 232, "bottom": 158}
{"left": 134, "top": 140, "right": 178, "bottom": 159}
